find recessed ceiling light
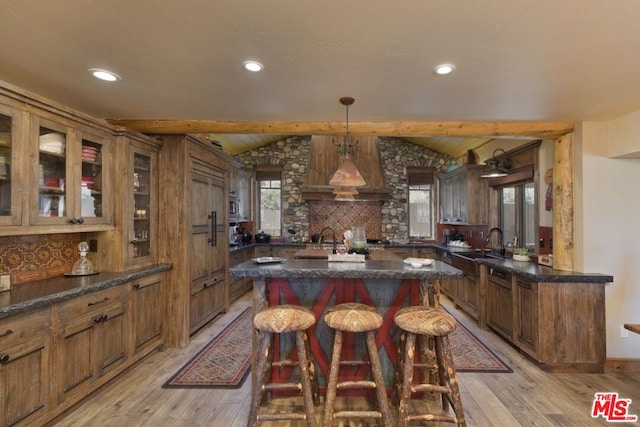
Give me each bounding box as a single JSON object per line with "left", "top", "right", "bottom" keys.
{"left": 434, "top": 63, "right": 456, "bottom": 75}
{"left": 88, "top": 68, "right": 121, "bottom": 82}
{"left": 243, "top": 60, "right": 264, "bottom": 72}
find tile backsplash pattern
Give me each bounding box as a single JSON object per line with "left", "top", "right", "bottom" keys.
{"left": 0, "top": 234, "right": 81, "bottom": 284}
{"left": 308, "top": 201, "right": 382, "bottom": 241}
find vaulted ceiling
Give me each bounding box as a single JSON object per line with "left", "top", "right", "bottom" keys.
{"left": 1, "top": 1, "right": 638, "bottom": 157}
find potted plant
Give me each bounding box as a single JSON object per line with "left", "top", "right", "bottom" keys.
{"left": 512, "top": 247, "right": 530, "bottom": 262}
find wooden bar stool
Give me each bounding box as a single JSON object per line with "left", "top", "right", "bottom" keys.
{"left": 393, "top": 306, "right": 466, "bottom": 427}
{"left": 248, "top": 305, "right": 320, "bottom": 427}
{"left": 323, "top": 302, "right": 392, "bottom": 426}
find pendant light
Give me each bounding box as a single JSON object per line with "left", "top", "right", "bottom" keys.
{"left": 329, "top": 97, "right": 366, "bottom": 195}
{"left": 481, "top": 148, "right": 513, "bottom": 178}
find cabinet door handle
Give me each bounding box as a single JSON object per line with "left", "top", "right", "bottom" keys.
{"left": 0, "top": 354, "right": 9, "bottom": 364}
{"left": 77, "top": 217, "right": 84, "bottom": 224}
{"left": 88, "top": 297, "right": 109, "bottom": 307}
{"left": 0, "top": 329, "right": 13, "bottom": 339}
{"left": 133, "top": 283, "right": 140, "bottom": 290}
{"left": 209, "top": 211, "right": 217, "bottom": 247}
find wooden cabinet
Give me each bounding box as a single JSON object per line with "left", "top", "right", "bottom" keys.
{"left": 254, "top": 245, "right": 272, "bottom": 258}
{"left": 0, "top": 85, "right": 118, "bottom": 236}
{"left": 479, "top": 264, "right": 606, "bottom": 372}
{"left": 514, "top": 277, "right": 539, "bottom": 359}
{"left": 438, "top": 165, "right": 489, "bottom": 224}
{"left": 272, "top": 245, "right": 301, "bottom": 259}
{"left": 130, "top": 274, "right": 164, "bottom": 356}
{"left": 229, "top": 247, "right": 252, "bottom": 302}
{"left": 229, "top": 161, "right": 252, "bottom": 222}
{"left": 485, "top": 268, "right": 513, "bottom": 340}
{"left": 414, "top": 247, "right": 436, "bottom": 259}
{"left": 452, "top": 254, "right": 479, "bottom": 319}
{"left": 0, "top": 104, "right": 27, "bottom": 227}
{"left": 385, "top": 246, "right": 413, "bottom": 259}
{"left": 0, "top": 309, "right": 52, "bottom": 427}
{"left": 159, "top": 135, "right": 230, "bottom": 347}
{"left": 30, "top": 115, "right": 112, "bottom": 227}
{"left": 55, "top": 286, "right": 127, "bottom": 404}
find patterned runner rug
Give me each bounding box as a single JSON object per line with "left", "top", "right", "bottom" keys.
{"left": 443, "top": 307, "right": 512, "bottom": 373}
{"left": 163, "top": 307, "right": 253, "bottom": 388}
{"left": 163, "top": 304, "right": 511, "bottom": 389}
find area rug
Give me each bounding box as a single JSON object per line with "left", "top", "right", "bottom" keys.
{"left": 163, "top": 307, "right": 253, "bottom": 389}
{"left": 163, "top": 305, "right": 510, "bottom": 389}
{"left": 444, "top": 307, "right": 512, "bottom": 373}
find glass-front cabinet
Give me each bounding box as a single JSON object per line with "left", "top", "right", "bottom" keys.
{"left": 127, "top": 142, "right": 157, "bottom": 265}
{"left": 30, "top": 116, "right": 111, "bottom": 226}
{"left": 0, "top": 105, "right": 23, "bottom": 226}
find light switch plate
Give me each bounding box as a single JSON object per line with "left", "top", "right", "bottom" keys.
{"left": 0, "top": 274, "right": 12, "bottom": 292}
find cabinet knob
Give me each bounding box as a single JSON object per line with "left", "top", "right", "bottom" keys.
{"left": 0, "top": 354, "right": 9, "bottom": 364}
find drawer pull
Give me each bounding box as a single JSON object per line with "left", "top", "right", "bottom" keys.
{"left": 0, "top": 329, "right": 13, "bottom": 339}
{"left": 88, "top": 297, "right": 109, "bottom": 307}
{"left": 133, "top": 283, "right": 140, "bottom": 290}
{"left": 93, "top": 314, "right": 108, "bottom": 323}
{"left": 0, "top": 354, "right": 9, "bottom": 364}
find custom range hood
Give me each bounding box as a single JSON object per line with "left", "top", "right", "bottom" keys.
{"left": 301, "top": 135, "right": 393, "bottom": 201}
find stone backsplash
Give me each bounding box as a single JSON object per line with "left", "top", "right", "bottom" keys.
{"left": 0, "top": 233, "right": 82, "bottom": 284}
{"left": 237, "top": 136, "right": 453, "bottom": 241}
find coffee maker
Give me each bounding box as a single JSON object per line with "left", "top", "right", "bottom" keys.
{"left": 229, "top": 226, "right": 239, "bottom": 245}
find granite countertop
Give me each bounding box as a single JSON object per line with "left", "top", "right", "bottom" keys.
{"left": 0, "top": 264, "right": 173, "bottom": 320}
{"left": 474, "top": 257, "right": 614, "bottom": 283}
{"left": 230, "top": 257, "right": 463, "bottom": 280}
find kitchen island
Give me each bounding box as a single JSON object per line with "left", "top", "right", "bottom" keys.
{"left": 229, "top": 251, "right": 463, "bottom": 390}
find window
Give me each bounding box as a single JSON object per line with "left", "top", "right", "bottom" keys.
{"left": 407, "top": 167, "right": 436, "bottom": 239}
{"left": 499, "top": 181, "right": 536, "bottom": 251}
{"left": 255, "top": 168, "right": 282, "bottom": 236}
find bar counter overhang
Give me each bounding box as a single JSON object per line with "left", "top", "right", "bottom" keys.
{"left": 230, "top": 254, "right": 464, "bottom": 391}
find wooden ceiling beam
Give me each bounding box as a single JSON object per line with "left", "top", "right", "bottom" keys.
{"left": 107, "top": 119, "right": 574, "bottom": 139}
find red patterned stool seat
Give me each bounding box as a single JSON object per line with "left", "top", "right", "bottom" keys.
{"left": 393, "top": 306, "right": 466, "bottom": 427}
{"left": 249, "top": 305, "right": 319, "bottom": 427}
{"left": 323, "top": 303, "right": 392, "bottom": 426}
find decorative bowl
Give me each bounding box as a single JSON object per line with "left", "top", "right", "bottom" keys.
{"left": 512, "top": 254, "right": 530, "bottom": 262}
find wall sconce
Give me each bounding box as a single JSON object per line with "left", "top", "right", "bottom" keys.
{"left": 481, "top": 148, "right": 513, "bottom": 178}
{"left": 329, "top": 97, "right": 366, "bottom": 196}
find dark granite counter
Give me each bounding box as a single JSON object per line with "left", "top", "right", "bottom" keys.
{"left": 474, "top": 257, "right": 613, "bottom": 283}
{"left": 432, "top": 244, "right": 613, "bottom": 283}
{"left": 0, "top": 264, "right": 172, "bottom": 320}
{"left": 230, "top": 258, "right": 463, "bottom": 280}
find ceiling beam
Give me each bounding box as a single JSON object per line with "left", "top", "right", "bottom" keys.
{"left": 107, "top": 119, "right": 574, "bottom": 139}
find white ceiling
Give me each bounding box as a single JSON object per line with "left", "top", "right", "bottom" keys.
{"left": 1, "top": 1, "right": 639, "bottom": 155}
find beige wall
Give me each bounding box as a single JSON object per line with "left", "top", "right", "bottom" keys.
{"left": 574, "top": 119, "right": 640, "bottom": 358}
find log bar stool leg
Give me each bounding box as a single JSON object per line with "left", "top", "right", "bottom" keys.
{"left": 248, "top": 305, "right": 319, "bottom": 427}
{"left": 323, "top": 302, "right": 393, "bottom": 427}
{"left": 393, "top": 306, "right": 466, "bottom": 427}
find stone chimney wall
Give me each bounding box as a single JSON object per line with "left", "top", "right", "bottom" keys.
{"left": 237, "top": 136, "right": 453, "bottom": 241}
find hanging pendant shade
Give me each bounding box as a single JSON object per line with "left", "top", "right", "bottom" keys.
{"left": 329, "top": 155, "right": 366, "bottom": 187}
{"left": 330, "top": 97, "right": 366, "bottom": 194}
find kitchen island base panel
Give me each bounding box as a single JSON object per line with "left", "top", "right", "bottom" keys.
{"left": 264, "top": 277, "right": 427, "bottom": 389}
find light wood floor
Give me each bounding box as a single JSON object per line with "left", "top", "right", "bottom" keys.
{"left": 49, "top": 293, "right": 640, "bottom": 427}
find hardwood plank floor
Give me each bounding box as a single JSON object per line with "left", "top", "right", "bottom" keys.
{"left": 49, "top": 293, "right": 640, "bottom": 427}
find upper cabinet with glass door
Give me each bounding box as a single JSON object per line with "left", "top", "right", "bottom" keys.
{"left": 0, "top": 104, "right": 25, "bottom": 227}
{"left": 31, "top": 115, "right": 111, "bottom": 227}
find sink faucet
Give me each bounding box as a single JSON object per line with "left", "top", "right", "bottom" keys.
{"left": 319, "top": 227, "right": 338, "bottom": 254}
{"left": 485, "top": 227, "right": 503, "bottom": 254}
